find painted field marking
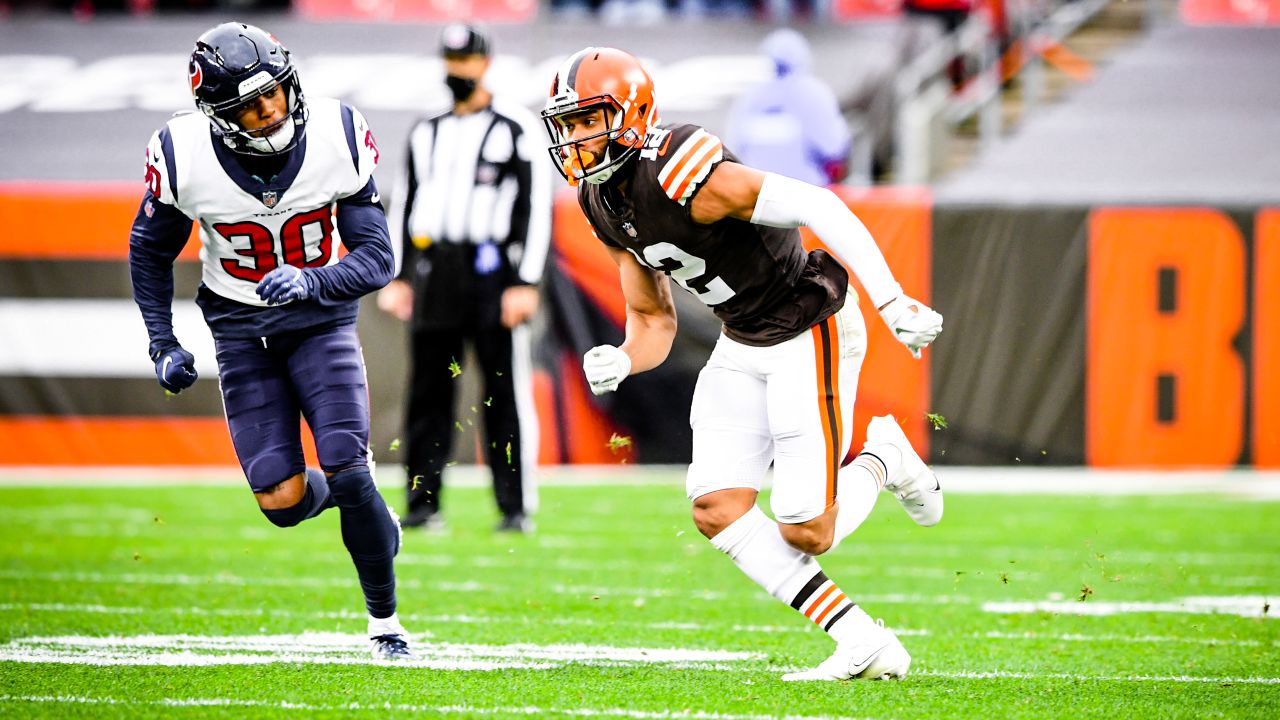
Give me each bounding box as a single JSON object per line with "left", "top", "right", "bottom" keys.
{"left": 843, "top": 541, "right": 1280, "bottom": 567}
{"left": 913, "top": 670, "right": 1280, "bottom": 685}
{"left": 0, "top": 633, "right": 762, "bottom": 671}
{"left": 0, "top": 568, "right": 978, "bottom": 605}
{"left": 0, "top": 695, "right": 861, "bottom": 720}
{"left": 983, "top": 595, "right": 1276, "bottom": 619}
{"left": 3, "top": 568, "right": 1275, "bottom": 624}
{"left": 980, "top": 630, "right": 1273, "bottom": 646}
{"left": 12, "top": 517, "right": 1276, "bottom": 575}
{"left": 6, "top": 602, "right": 1275, "bottom": 650}
{"left": 4, "top": 466, "right": 1280, "bottom": 499}
{"left": 3, "top": 636, "right": 1280, "bottom": 687}
{"left": 4, "top": 501, "right": 1270, "bottom": 573}
{"left": 0, "top": 602, "right": 897, "bottom": 638}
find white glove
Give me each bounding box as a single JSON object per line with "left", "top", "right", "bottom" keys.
{"left": 583, "top": 345, "right": 632, "bottom": 396}
{"left": 878, "top": 295, "right": 944, "bottom": 359}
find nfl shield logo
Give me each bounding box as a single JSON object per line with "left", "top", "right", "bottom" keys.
{"left": 261, "top": 190, "right": 278, "bottom": 208}
{"left": 622, "top": 222, "right": 638, "bottom": 238}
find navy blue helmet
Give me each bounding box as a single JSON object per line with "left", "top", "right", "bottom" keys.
{"left": 189, "top": 23, "right": 307, "bottom": 155}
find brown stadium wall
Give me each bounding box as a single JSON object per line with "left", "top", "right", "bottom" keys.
{"left": 0, "top": 183, "right": 1275, "bottom": 468}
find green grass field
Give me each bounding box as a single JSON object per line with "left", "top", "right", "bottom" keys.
{"left": 1, "top": 469, "right": 1278, "bottom": 719}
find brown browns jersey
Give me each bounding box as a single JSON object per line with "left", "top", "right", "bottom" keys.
{"left": 578, "top": 123, "right": 848, "bottom": 347}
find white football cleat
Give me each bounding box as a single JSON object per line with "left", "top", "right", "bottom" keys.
{"left": 865, "top": 415, "right": 942, "bottom": 527}
{"left": 368, "top": 614, "right": 415, "bottom": 661}
{"left": 782, "top": 620, "right": 911, "bottom": 682}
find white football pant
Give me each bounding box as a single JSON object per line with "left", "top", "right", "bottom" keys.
{"left": 686, "top": 293, "right": 867, "bottom": 524}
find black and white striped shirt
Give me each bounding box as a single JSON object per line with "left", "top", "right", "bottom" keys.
{"left": 389, "top": 97, "right": 551, "bottom": 286}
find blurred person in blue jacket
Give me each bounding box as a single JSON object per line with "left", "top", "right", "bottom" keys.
{"left": 727, "top": 28, "right": 850, "bottom": 187}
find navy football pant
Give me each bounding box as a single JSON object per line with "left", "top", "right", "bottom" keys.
{"left": 215, "top": 323, "right": 399, "bottom": 618}
{"left": 216, "top": 323, "right": 370, "bottom": 489}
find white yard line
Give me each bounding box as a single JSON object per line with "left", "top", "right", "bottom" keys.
{"left": 3, "top": 466, "right": 1280, "bottom": 499}
{"left": 980, "top": 631, "right": 1272, "bottom": 647}
{"left": 983, "top": 596, "right": 1276, "bottom": 619}
{"left": 0, "top": 569, "right": 976, "bottom": 605}
{"left": 0, "top": 633, "right": 762, "bottom": 671}
{"left": 839, "top": 542, "right": 1280, "bottom": 567}
{"left": 3, "top": 603, "right": 1274, "bottom": 649}
{"left": 3, "top": 569, "right": 1274, "bottom": 620}
{"left": 0, "top": 568, "right": 732, "bottom": 600}
{"left": 6, "top": 505, "right": 1276, "bottom": 573}
{"left": 0, "top": 695, "right": 861, "bottom": 720}
{"left": 0, "top": 602, "right": 881, "bottom": 637}
{"left": 913, "top": 670, "right": 1280, "bottom": 685}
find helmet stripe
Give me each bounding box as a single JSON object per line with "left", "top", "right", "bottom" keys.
{"left": 565, "top": 48, "right": 591, "bottom": 94}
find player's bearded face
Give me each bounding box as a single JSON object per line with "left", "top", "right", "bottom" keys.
{"left": 555, "top": 108, "right": 611, "bottom": 182}
{"left": 234, "top": 84, "right": 290, "bottom": 138}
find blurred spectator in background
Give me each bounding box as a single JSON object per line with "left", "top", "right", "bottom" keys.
{"left": 379, "top": 24, "right": 550, "bottom": 534}
{"left": 2, "top": 0, "right": 289, "bottom": 18}
{"left": 726, "top": 28, "right": 850, "bottom": 186}
{"left": 761, "top": 0, "right": 829, "bottom": 22}
{"left": 598, "top": 0, "right": 668, "bottom": 24}
{"left": 554, "top": 0, "right": 815, "bottom": 22}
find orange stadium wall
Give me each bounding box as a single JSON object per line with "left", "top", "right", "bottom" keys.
{"left": 0, "top": 184, "right": 1274, "bottom": 468}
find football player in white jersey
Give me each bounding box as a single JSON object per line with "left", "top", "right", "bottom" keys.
{"left": 541, "top": 48, "right": 945, "bottom": 681}
{"left": 128, "top": 22, "right": 412, "bottom": 660}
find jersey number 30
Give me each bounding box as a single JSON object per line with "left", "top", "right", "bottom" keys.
{"left": 634, "top": 242, "right": 736, "bottom": 306}
{"left": 214, "top": 207, "right": 335, "bottom": 282}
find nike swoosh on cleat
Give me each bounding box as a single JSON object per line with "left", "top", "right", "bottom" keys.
{"left": 848, "top": 643, "right": 888, "bottom": 672}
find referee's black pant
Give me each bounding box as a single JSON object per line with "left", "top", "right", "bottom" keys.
{"left": 405, "top": 320, "right": 528, "bottom": 519}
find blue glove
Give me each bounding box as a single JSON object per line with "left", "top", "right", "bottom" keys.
{"left": 255, "top": 265, "right": 316, "bottom": 305}
{"left": 153, "top": 346, "right": 198, "bottom": 394}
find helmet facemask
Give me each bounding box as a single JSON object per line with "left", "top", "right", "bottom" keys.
{"left": 199, "top": 64, "right": 308, "bottom": 156}
{"left": 543, "top": 99, "right": 640, "bottom": 187}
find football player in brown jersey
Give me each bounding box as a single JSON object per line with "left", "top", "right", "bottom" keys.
{"left": 542, "top": 47, "right": 945, "bottom": 682}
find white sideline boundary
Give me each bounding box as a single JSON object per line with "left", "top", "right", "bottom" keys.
{"left": 4, "top": 603, "right": 1277, "bottom": 647}
{"left": 1, "top": 695, "right": 867, "bottom": 720}
{"left": 984, "top": 596, "right": 1276, "bottom": 619}
{"left": 2, "top": 465, "right": 1280, "bottom": 498}
{"left": 0, "top": 633, "right": 762, "bottom": 671}
{"left": 2, "top": 632, "right": 1280, "bottom": 685}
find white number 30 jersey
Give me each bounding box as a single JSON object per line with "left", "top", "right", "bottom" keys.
{"left": 143, "top": 98, "right": 380, "bottom": 306}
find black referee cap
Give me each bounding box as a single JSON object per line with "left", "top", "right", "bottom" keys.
{"left": 440, "top": 23, "right": 490, "bottom": 58}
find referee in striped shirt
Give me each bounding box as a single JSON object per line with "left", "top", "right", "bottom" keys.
{"left": 379, "top": 24, "right": 551, "bottom": 533}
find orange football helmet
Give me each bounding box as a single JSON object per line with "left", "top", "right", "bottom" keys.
{"left": 541, "top": 47, "right": 659, "bottom": 185}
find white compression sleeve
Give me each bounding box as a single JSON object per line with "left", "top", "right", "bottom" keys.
{"left": 749, "top": 172, "right": 902, "bottom": 309}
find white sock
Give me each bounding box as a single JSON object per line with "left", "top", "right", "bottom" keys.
{"left": 861, "top": 441, "right": 903, "bottom": 484}
{"left": 709, "top": 505, "right": 815, "bottom": 600}
{"left": 368, "top": 612, "right": 407, "bottom": 638}
{"left": 829, "top": 456, "right": 883, "bottom": 552}
{"left": 709, "top": 505, "right": 877, "bottom": 643}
